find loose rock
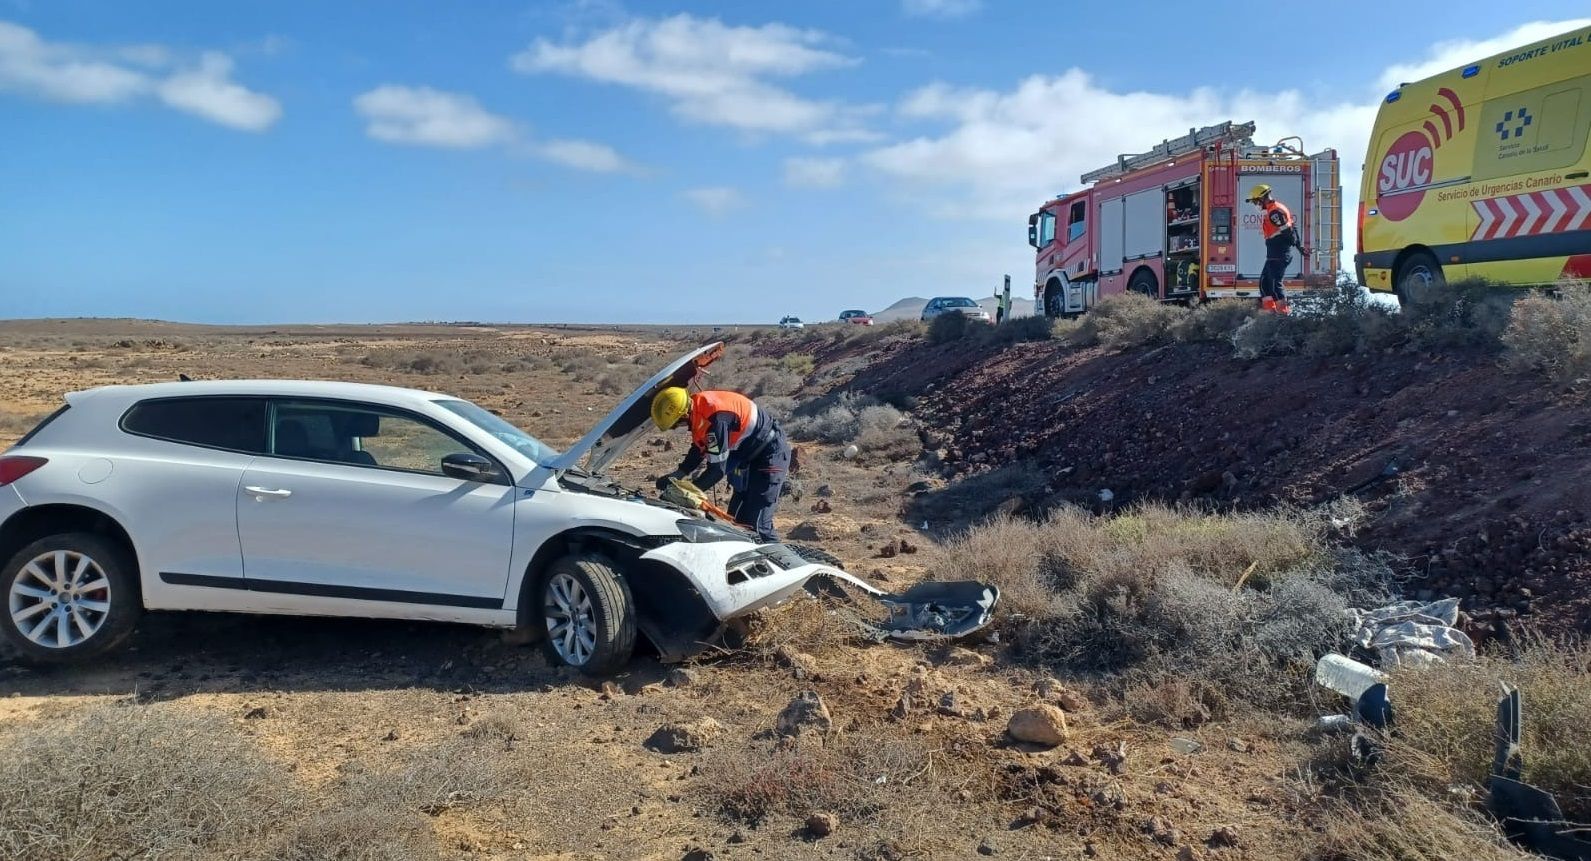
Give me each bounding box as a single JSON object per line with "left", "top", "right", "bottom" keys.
{"left": 805, "top": 812, "right": 838, "bottom": 838}
{"left": 1006, "top": 705, "right": 1068, "bottom": 746}
{"left": 776, "top": 691, "right": 833, "bottom": 737}
{"left": 1208, "top": 826, "right": 1240, "bottom": 848}
{"left": 644, "top": 718, "right": 725, "bottom": 753}
{"left": 665, "top": 667, "right": 699, "bottom": 688}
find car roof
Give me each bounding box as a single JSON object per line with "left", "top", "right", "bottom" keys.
{"left": 930, "top": 296, "right": 976, "bottom": 302}
{"left": 64, "top": 379, "right": 453, "bottom": 411}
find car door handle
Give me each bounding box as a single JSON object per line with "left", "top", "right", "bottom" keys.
{"left": 243, "top": 486, "right": 293, "bottom": 499}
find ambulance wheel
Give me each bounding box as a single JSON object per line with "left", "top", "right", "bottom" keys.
{"left": 1395, "top": 252, "right": 1444, "bottom": 307}
{"left": 1128, "top": 269, "right": 1160, "bottom": 301}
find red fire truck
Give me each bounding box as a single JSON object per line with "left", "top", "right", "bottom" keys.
{"left": 1027, "top": 121, "right": 1343, "bottom": 317}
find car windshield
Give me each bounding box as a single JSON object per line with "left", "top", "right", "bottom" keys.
{"left": 435, "top": 399, "right": 559, "bottom": 466}
{"left": 947, "top": 298, "right": 978, "bottom": 308}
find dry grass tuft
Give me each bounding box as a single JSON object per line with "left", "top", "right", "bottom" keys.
{"left": 1387, "top": 637, "right": 1591, "bottom": 822}
{"left": 700, "top": 732, "right": 934, "bottom": 826}
{"left": 262, "top": 807, "right": 441, "bottom": 861}
{"left": 1310, "top": 788, "right": 1531, "bottom": 861}
{"left": 1172, "top": 300, "right": 1257, "bottom": 343}
{"left": 0, "top": 704, "right": 301, "bottom": 861}
{"left": 342, "top": 733, "right": 523, "bottom": 815}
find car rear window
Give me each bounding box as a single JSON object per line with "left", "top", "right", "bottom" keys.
{"left": 121, "top": 397, "right": 269, "bottom": 453}
{"left": 12, "top": 404, "right": 71, "bottom": 447}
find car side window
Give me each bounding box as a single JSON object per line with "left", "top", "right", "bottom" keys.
{"left": 269, "top": 400, "right": 475, "bottom": 476}
{"left": 121, "top": 397, "right": 269, "bottom": 453}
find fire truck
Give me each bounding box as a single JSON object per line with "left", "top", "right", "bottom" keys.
{"left": 1027, "top": 121, "right": 1343, "bottom": 317}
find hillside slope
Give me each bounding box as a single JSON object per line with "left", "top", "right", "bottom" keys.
{"left": 812, "top": 332, "right": 1591, "bottom": 635}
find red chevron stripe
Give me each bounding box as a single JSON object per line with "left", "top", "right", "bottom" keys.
{"left": 1471, "top": 184, "right": 1591, "bottom": 240}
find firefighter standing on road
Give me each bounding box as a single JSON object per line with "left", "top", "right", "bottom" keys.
{"left": 651, "top": 387, "right": 791, "bottom": 543}
{"left": 1248, "top": 184, "right": 1304, "bottom": 313}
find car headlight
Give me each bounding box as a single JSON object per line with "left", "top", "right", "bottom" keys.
{"left": 676, "top": 518, "right": 755, "bottom": 543}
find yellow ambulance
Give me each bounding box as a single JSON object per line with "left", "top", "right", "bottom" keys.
{"left": 1356, "top": 25, "right": 1591, "bottom": 301}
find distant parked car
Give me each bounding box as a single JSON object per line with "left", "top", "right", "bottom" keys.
{"left": 778, "top": 317, "right": 805, "bottom": 330}
{"left": 839, "top": 310, "right": 873, "bottom": 326}
{"left": 921, "top": 297, "right": 991, "bottom": 323}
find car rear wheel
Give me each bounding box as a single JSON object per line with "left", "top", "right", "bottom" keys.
{"left": 2, "top": 532, "right": 141, "bottom": 663}
{"left": 540, "top": 553, "right": 636, "bottom": 676}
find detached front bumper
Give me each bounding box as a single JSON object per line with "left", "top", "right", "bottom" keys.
{"left": 640, "top": 541, "right": 1000, "bottom": 643}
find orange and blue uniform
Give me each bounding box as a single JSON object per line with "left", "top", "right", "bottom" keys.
{"left": 1259, "top": 199, "right": 1297, "bottom": 305}
{"left": 674, "top": 390, "right": 790, "bottom": 542}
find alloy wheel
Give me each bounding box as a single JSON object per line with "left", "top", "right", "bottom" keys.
{"left": 8, "top": 549, "right": 112, "bottom": 649}
{"left": 544, "top": 572, "right": 597, "bottom": 666}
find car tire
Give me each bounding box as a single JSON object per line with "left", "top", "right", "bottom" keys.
{"left": 539, "top": 552, "right": 636, "bottom": 676}
{"left": 1395, "top": 252, "right": 1444, "bottom": 307}
{"left": 1, "top": 532, "right": 141, "bottom": 664}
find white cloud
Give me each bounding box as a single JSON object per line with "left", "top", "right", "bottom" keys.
{"left": 511, "top": 13, "right": 872, "bottom": 143}
{"left": 158, "top": 52, "right": 281, "bottom": 131}
{"left": 534, "top": 137, "right": 636, "bottom": 173}
{"left": 902, "top": 0, "right": 981, "bottom": 19}
{"left": 353, "top": 85, "right": 516, "bottom": 148}
{"left": 784, "top": 156, "right": 845, "bottom": 188}
{"left": 0, "top": 20, "right": 279, "bottom": 130}
{"left": 1376, "top": 18, "right": 1590, "bottom": 91}
{"left": 861, "top": 17, "right": 1587, "bottom": 274}
{"left": 683, "top": 185, "right": 744, "bottom": 216}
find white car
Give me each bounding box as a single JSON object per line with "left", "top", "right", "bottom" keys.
{"left": 778, "top": 317, "right": 805, "bottom": 330}
{"left": 0, "top": 344, "right": 996, "bottom": 674}
{"left": 920, "top": 297, "right": 991, "bottom": 323}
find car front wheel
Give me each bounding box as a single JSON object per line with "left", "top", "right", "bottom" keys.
{"left": 540, "top": 553, "right": 636, "bottom": 675}
{"left": 2, "top": 532, "right": 141, "bottom": 663}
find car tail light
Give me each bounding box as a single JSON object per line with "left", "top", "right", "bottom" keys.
{"left": 0, "top": 456, "right": 48, "bottom": 486}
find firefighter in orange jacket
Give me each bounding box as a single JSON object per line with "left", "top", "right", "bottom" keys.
{"left": 1248, "top": 184, "right": 1304, "bottom": 313}
{"left": 650, "top": 387, "right": 791, "bottom": 542}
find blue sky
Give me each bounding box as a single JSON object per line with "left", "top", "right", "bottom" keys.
{"left": 3, "top": 1, "right": 1588, "bottom": 324}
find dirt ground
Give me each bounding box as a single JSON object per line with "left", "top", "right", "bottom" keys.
{"left": 2, "top": 321, "right": 1328, "bottom": 861}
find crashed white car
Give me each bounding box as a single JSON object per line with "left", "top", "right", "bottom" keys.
{"left": 0, "top": 344, "right": 997, "bottom": 674}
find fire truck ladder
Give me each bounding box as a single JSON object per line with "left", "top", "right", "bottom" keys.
{"left": 1080, "top": 121, "right": 1257, "bottom": 184}
{"left": 1310, "top": 151, "right": 1342, "bottom": 277}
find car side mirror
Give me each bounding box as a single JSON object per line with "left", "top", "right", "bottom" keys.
{"left": 441, "top": 452, "right": 500, "bottom": 482}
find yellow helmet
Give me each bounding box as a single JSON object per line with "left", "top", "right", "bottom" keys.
{"left": 1246, "top": 183, "right": 1272, "bottom": 202}
{"left": 650, "top": 387, "right": 690, "bottom": 431}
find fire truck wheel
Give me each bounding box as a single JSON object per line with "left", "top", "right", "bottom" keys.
{"left": 1394, "top": 252, "right": 1444, "bottom": 307}
{"left": 1128, "top": 269, "right": 1160, "bottom": 301}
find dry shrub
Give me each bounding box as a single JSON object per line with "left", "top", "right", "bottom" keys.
{"left": 928, "top": 506, "right": 1389, "bottom": 711}
{"left": 1502, "top": 284, "right": 1591, "bottom": 385}
{"left": 739, "top": 593, "right": 857, "bottom": 660}
{"left": 778, "top": 353, "right": 816, "bottom": 376}
{"left": 1069, "top": 293, "right": 1183, "bottom": 350}
{"left": 1171, "top": 300, "right": 1256, "bottom": 343}
{"left": 854, "top": 405, "right": 917, "bottom": 460}
{"left": 700, "top": 732, "right": 933, "bottom": 825}
{"left": 342, "top": 733, "right": 521, "bottom": 815}
{"left": 263, "top": 807, "right": 440, "bottom": 861}
{"left": 984, "top": 314, "right": 1060, "bottom": 345}
{"left": 0, "top": 704, "right": 301, "bottom": 861}
{"left": 1387, "top": 638, "right": 1591, "bottom": 822}
{"left": 927, "top": 312, "right": 973, "bottom": 344}
{"left": 906, "top": 463, "right": 1048, "bottom": 523}
{"left": 1400, "top": 279, "right": 1517, "bottom": 349}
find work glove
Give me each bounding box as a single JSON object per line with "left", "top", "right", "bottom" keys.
{"left": 655, "top": 472, "right": 682, "bottom": 492}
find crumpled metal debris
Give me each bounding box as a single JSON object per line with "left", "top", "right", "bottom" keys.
{"left": 1349, "top": 597, "right": 1475, "bottom": 667}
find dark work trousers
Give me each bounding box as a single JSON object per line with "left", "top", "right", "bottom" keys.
{"left": 1261, "top": 235, "right": 1293, "bottom": 303}
{"left": 726, "top": 432, "right": 792, "bottom": 543}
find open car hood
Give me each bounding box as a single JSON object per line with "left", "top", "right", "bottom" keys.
{"left": 547, "top": 342, "right": 724, "bottom": 475}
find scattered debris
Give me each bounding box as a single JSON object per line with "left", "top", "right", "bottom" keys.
{"left": 1350, "top": 598, "right": 1476, "bottom": 666}
{"left": 242, "top": 706, "right": 268, "bottom": 720}
{"left": 1145, "top": 815, "right": 1181, "bottom": 846}
{"left": 665, "top": 667, "right": 699, "bottom": 688}
{"left": 1169, "top": 737, "right": 1202, "bottom": 755}
{"left": 1207, "top": 826, "right": 1241, "bottom": 848}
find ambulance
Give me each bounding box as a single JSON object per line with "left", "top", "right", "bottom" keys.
{"left": 1356, "top": 25, "right": 1591, "bottom": 301}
